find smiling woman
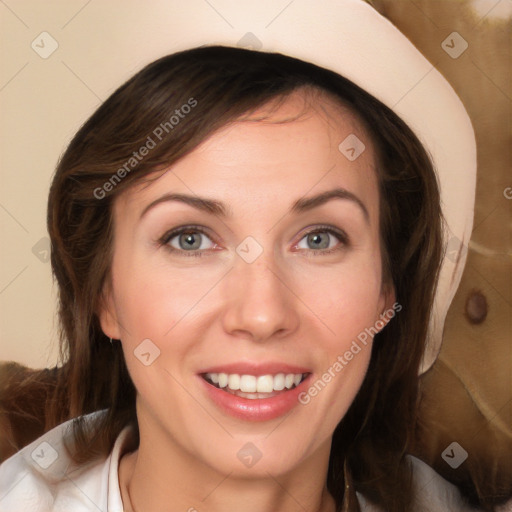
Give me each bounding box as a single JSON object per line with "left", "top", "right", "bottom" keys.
{"left": 0, "top": 43, "right": 475, "bottom": 511}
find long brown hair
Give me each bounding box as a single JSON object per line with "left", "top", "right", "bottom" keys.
{"left": 27, "top": 46, "right": 444, "bottom": 511}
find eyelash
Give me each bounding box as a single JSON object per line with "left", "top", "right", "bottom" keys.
{"left": 158, "top": 224, "right": 349, "bottom": 258}
{"left": 158, "top": 225, "right": 215, "bottom": 258}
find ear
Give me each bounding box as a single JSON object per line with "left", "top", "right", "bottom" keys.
{"left": 376, "top": 281, "right": 398, "bottom": 333}
{"left": 97, "top": 281, "right": 122, "bottom": 340}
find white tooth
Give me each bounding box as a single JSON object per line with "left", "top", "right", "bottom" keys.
{"left": 293, "top": 374, "right": 302, "bottom": 386}
{"left": 208, "top": 373, "right": 219, "bottom": 384}
{"left": 285, "top": 374, "right": 294, "bottom": 389}
{"left": 273, "top": 373, "right": 285, "bottom": 391}
{"left": 228, "top": 374, "right": 240, "bottom": 390}
{"left": 218, "top": 373, "right": 228, "bottom": 388}
{"left": 257, "top": 375, "right": 274, "bottom": 393}
{"left": 240, "top": 374, "right": 257, "bottom": 392}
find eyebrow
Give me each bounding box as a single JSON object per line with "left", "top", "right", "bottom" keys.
{"left": 140, "top": 187, "right": 370, "bottom": 223}
{"left": 291, "top": 188, "right": 369, "bottom": 223}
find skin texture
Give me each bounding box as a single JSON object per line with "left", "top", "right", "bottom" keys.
{"left": 100, "top": 90, "right": 395, "bottom": 512}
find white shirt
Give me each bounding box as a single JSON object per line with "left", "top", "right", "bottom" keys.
{"left": 0, "top": 411, "right": 505, "bottom": 511}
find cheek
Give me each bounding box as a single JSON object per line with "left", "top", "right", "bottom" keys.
{"left": 109, "top": 256, "right": 222, "bottom": 393}
{"left": 293, "top": 255, "right": 381, "bottom": 410}
{"left": 111, "top": 253, "right": 216, "bottom": 341}
{"left": 296, "top": 257, "right": 383, "bottom": 341}
{"left": 110, "top": 264, "right": 196, "bottom": 406}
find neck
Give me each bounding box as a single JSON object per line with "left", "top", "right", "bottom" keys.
{"left": 118, "top": 428, "right": 337, "bottom": 512}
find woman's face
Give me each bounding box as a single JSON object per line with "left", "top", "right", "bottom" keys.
{"left": 100, "top": 91, "right": 394, "bottom": 477}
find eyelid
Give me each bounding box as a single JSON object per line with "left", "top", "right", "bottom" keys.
{"left": 159, "top": 224, "right": 213, "bottom": 244}
{"left": 293, "top": 225, "right": 350, "bottom": 254}
{"left": 158, "top": 225, "right": 219, "bottom": 257}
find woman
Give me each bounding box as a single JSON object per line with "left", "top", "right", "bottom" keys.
{"left": 0, "top": 40, "right": 484, "bottom": 511}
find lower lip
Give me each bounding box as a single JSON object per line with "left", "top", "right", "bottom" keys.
{"left": 198, "top": 375, "right": 312, "bottom": 421}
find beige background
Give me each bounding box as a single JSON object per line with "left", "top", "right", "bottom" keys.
{"left": 0, "top": 0, "right": 509, "bottom": 369}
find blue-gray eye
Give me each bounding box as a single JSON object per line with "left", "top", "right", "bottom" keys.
{"left": 166, "top": 229, "right": 215, "bottom": 251}
{"left": 297, "top": 229, "right": 343, "bottom": 251}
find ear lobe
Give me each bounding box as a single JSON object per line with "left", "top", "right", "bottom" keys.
{"left": 98, "top": 285, "right": 121, "bottom": 340}
{"left": 376, "top": 282, "right": 398, "bottom": 333}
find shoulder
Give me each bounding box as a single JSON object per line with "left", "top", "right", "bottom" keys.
{"left": 356, "top": 454, "right": 493, "bottom": 512}
{"left": 407, "top": 455, "right": 479, "bottom": 511}
{"left": 0, "top": 410, "right": 127, "bottom": 512}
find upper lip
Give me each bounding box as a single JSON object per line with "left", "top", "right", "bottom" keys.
{"left": 198, "top": 361, "right": 312, "bottom": 376}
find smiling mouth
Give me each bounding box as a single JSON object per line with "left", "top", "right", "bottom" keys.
{"left": 202, "top": 372, "right": 310, "bottom": 400}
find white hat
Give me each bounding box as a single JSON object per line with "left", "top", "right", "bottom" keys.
{"left": 146, "top": 0, "right": 477, "bottom": 373}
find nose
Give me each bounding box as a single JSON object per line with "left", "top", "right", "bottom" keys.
{"left": 220, "top": 254, "right": 300, "bottom": 343}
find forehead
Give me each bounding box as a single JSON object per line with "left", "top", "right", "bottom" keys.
{"left": 233, "top": 88, "right": 372, "bottom": 154}
{"left": 117, "top": 90, "right": 379, "bottom": 221}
